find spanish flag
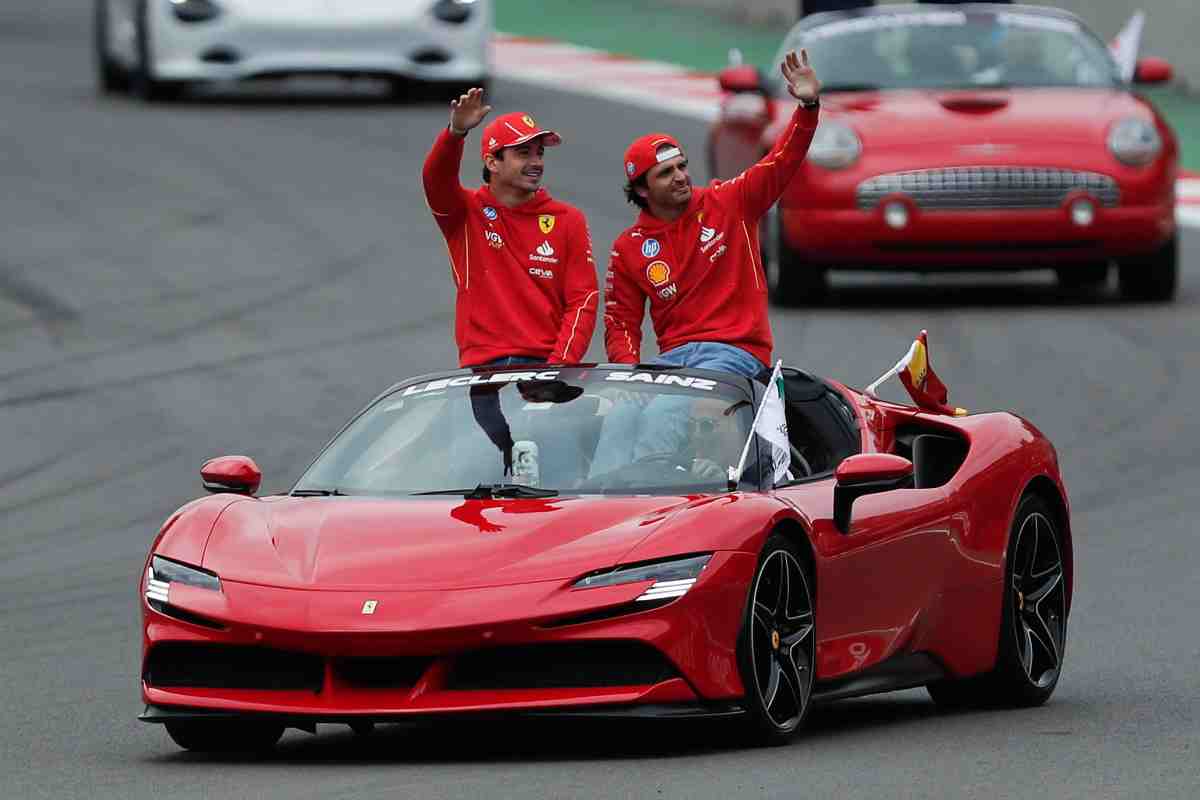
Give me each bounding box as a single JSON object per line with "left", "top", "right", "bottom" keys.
{"left": 866, "top": 330, "right": 967, "bottom": 417}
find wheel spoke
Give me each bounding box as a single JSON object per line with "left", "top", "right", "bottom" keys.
{"left": 773, "top": 652, "right": 803, "bottom": 722}
{"left": 762, "top": 658, "right": 782, "bottom": 710}
{"left": 772, "top": 554, "right": 790, "bottom": 619}
{"left": 781, "top": 624, "right": 814, "bottom": 649}
{"left": 1026, "top": 566, "right": 1062, "bottom": 605}
{"left": 1026, "top": 608, "right": 1061, "bottom": 670}
{"left": 1019, "top": 620, "right": 1035, "bottom": 677}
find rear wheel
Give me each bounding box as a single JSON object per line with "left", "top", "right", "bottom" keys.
{"left": 928, "top": 494, "right": 1068, "bottom": 709}
{"left": 94, "top": 0, "right": 130, "bottom": 93}
{"left": 763, "top": 204, "right": 827, "bottom": 307}
{"left": 164, "top": 720, "right": 284, "bottom": 753}
{"left": 736, "top": 534, "right": 816, "bottom": 746}
{"left": 1119, "top": 235, "right": 1177, "bottom": 302}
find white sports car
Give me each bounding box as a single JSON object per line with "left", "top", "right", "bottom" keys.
{"left": 95, "top": 0, "right": 491, "bottom": 100}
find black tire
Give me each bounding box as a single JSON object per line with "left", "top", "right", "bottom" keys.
{"left": 1055, "top": 262, "right": 1108, "bottom": 290}
{"left": 763, "top": 204, "right": 827, "bottom": 307}
{"left": 735, "top": 533, "right": 816, "bottom": 746}
{"left": 94, "top": 0, "right": 130, "bottom": 93}
{"left": 164, "top": 719, "right": 284, "bottom": 753}
{"left": 133, "top": 1, "right": 189, "bottom": 102}
{"left": 1119, "top": 235, "right": 1177, "bottom": 302}
{"left": 927, "top": 493, "right": 1068, "bottom": 709}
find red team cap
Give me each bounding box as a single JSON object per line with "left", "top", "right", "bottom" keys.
{"left": 480, "top": 112, "right": 563, "bottom": 159}
{"left": 623, "top": 133, "right": 684, "bottom": 181}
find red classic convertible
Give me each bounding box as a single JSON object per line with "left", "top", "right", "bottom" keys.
{"left": 709, "top": 4, "right": 1179, "bottom": 303}
{"left": 139, "top": 354, "right": 1071, "bottom": 751}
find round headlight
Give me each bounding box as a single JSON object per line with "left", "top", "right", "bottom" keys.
{"left": 432, "top": 0, "right": 477, "bottom": 24}
{"left": 1107, "top": 117, "right": 1162, "bottom": 167}
{"left": 807, "top": 121, "right": 862, "bottom": 170}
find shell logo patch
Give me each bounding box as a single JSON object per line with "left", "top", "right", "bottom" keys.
{"left": 539, "top": 214, "right": 555, "bottom": 234}
{"left": 646, "top": 260, "right": 671, "bottom": 287}
{"left": 522, "top": 114, "right": 537, "bottom": 129}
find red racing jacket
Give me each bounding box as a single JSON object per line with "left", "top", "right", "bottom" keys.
{"left": 422, "top": 128, "right": 598, "bottom": 367}
{"left": 604, "top": 104, "right": 819, "bottom": 367}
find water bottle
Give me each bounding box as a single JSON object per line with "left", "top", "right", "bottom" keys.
{"left": 511, "top": 440, "right": 540, "bottom": 487}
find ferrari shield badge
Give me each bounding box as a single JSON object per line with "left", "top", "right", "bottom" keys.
{"left": 361, "top": 600, "right": 378, "bottom": 615}
{"left": 539, "top": 214, "right": 555, "bottom": 234}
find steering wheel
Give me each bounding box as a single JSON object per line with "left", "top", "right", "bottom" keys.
{"left": 790, "top": 443, "right": 813, "bottom": 478}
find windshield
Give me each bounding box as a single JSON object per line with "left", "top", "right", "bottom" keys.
{"left": 778, "top": 8, "right": 1119, "bottom": 93}
{"left": 294, "top": 368, "right": 759, "bottom": 496}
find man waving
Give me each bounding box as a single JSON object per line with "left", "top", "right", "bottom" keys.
{"left": 604, "top": 49, "right": 821, "bottom": 375}
{"left": 592, "top": 50, "right": 820, "bottom": 475}
{"left": 423, "top": 88, "right": 598, "bottom": 367}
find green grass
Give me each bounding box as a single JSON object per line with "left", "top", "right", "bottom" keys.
{"left": 495, "top": 0, "right": 781, "bottom": 73}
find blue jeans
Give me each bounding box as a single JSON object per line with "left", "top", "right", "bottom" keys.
{"left": 589, "top": 343, "right": 766, "bottom": 477}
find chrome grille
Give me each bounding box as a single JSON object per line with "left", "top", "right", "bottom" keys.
{"left": 856, "top": 167, "right": 1120, "bottom": 211}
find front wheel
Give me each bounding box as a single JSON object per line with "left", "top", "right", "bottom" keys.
{"left": 928, "top": 493, "right": 1068, "bottom": 709}
{"left": 95, "top": 0, "right": 130, "bottom": 93}
{"left": 736, "top": 534, "right": 816, "bottom": 746}
{"left": 763, "top": 204, "right": 827, "bottom": 307}
{"left": 1118, "top": 235, "right": 1177, "bottom": 302}
{"left": 133, "top": 1, "right": 189, "bottom": 102}
{"left": 164, "top": 719, "right": 284, "bottom": 753}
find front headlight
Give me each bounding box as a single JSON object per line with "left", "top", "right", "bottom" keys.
{"left": 145, "top": 555, "right": 221, "bottom": 605}
{"left": 432, "top": 0, "right": 477, "bottom": 24}
{"left": 1108, "top": 117, "right": 1162, "bottom": 166}
{"left": 170, "top": 0, "right": 222, "bottom": 23}
{"left": 574, "top": 554, "right": 711, "bottom": 601}
{"left": 807, "top": 121, "right": 862, "bottom": 169}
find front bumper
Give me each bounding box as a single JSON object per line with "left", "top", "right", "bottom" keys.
{"left": 139, "top": 551, "right": 756, "bottom": 720}
{"left": 781, "top": 201, "right": 1176, "bottom": 270}
{"left": 148, "top": 4, "right": 490, "bottom": 82}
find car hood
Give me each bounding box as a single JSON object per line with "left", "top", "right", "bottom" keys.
{"left": 820, "top": 87, "right": 1148, "bottom": 147}
{"left": 201, "top": 494, "right": 708, "bottom": 591}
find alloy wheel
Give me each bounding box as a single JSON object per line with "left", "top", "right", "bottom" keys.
{"left": 1009, "top": 511, "right": 1066, "bottom": 689}
{"left": 748, "top": 548, "right": 815, "bottom": 732}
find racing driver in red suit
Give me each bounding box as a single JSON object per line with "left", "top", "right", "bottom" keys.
{"left": 423, "top": 89, "right": 598, "bottom": 368}
{"left": 592, "top": 50, "right": 821, "bottom": 478}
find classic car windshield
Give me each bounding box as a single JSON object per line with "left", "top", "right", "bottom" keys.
{"left": 295, "top": 368, "right": 758, "bottom": 496}
{"left": 779, "top": 9, "right": 1119, "bottom": 92}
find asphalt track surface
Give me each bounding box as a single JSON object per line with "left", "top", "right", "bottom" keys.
{"left": 3, "top": 3, "right": 1199, "bottom": 798}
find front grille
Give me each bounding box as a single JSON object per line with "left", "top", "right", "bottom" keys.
{"left": 447, "top": 642, "right": 678, "bottom": 691}
{"left": 143, "top": 643, "right": 323, "bottom": 692}
{"left": 333, "top": 656, "right": 432, "bottom": 689}
{"left": 857, "top": 166, "right": 1120, "bottom": 211}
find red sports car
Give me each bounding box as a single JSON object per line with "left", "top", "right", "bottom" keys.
{"left": 708, "top": 4, "right": 1179, "bottom": 303}
{"left": 139, "top": 355, "right": 1072, "bottom": 751}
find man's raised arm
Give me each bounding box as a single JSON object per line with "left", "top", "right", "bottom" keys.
{"left": 712, "top": 49, "right": 822, "bottom": 222}
{"left": 422, "top": 87, "right": 493, "bottom": 223}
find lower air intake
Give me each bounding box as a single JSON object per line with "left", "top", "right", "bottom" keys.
{"left": 143, "top": 643, "right": 323, "bottom": 691}
{"left": 447, "top": 642, "right": 678, "bottom": 690}
{"left": 333, "top": 656, "right": 433, "bottom": 689}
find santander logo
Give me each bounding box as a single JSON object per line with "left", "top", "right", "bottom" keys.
{"left": 537, "top": 241, "right": 554, "bottom": 257}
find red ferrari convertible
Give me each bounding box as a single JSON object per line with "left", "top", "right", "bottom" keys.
{"left": 139, "top": 353, "right": 1072, "bottom": 751}
{"left": 709, "top": 4, "right": 1179, "bottom": 303}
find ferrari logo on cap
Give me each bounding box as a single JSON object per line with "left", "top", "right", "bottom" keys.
{"left": 646, "top": 260, "right": 671, "bottom": 287}
{"left": 361, "top": 600, "right": 378, "bottom": 615}
{"left": 522, "top": 114, "right": 536, "bottom": 129}
{"left": 539, "top": 214, "right": 555, "bottom": 234}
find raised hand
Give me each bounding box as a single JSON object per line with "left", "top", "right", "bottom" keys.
{"left": 781, "top": 49, "right": 820, "bottom": 102}
{"left": 449, "top": 87, "right": 492, "bottom": 135}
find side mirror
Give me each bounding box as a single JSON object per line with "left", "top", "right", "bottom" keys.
{"left": 833, "top": 454, "right": 914, "bottom": 534}
{"left": 718, "top": 64, "right": 764, "bottom": 95}
{"left": 1133, "top": 57, "right": 1173, "bottom": 85}
{"left": 201, "top": 455, "right": 261, "bottom": 496}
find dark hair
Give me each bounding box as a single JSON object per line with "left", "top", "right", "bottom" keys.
{"left": 624, "top": 174, "right": 648, "bottom": 209}
{"left": 481, "top": 148, "right": 504, "bottom": 183}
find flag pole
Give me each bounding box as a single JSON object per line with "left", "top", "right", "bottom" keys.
{"left": 727, "top": 359, "right": 783, "bottom": 491}
{"left": 865, "top": 339, "right": 919, "bottom": 398}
